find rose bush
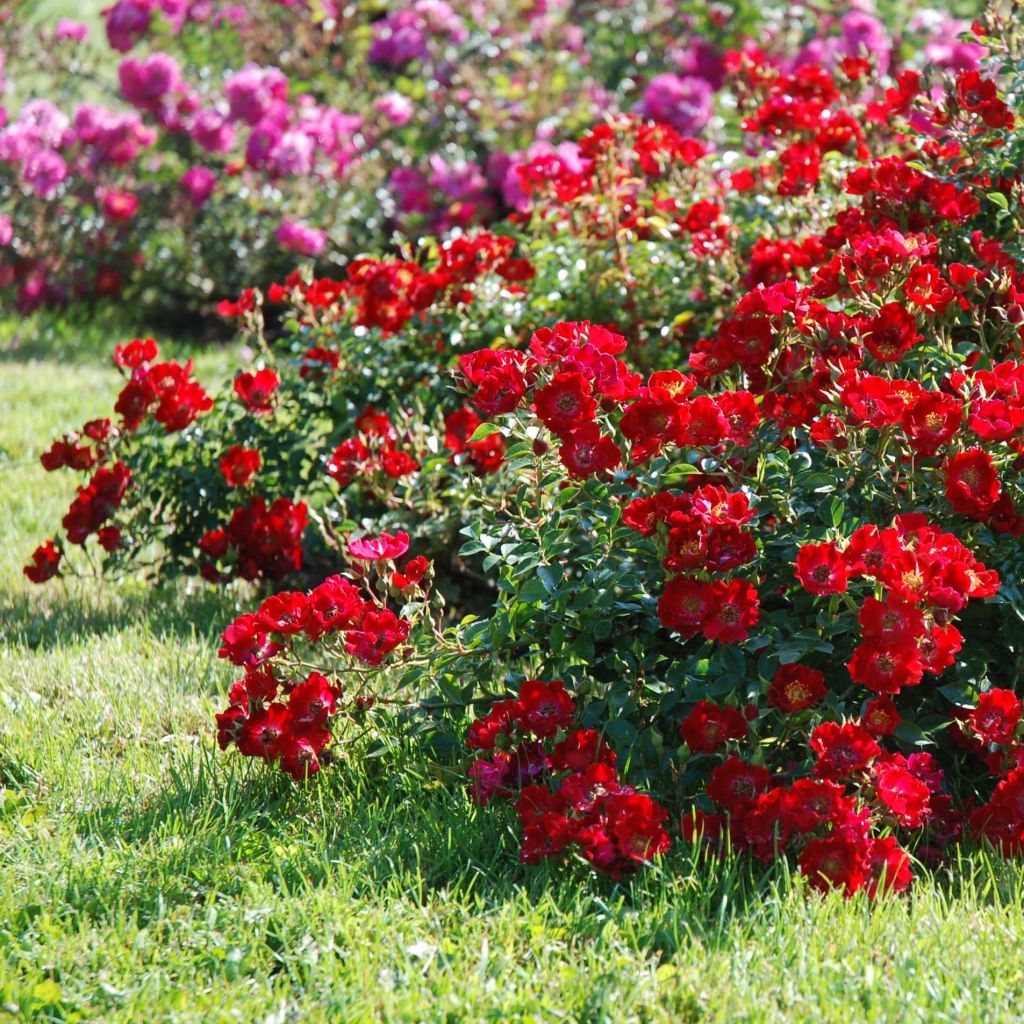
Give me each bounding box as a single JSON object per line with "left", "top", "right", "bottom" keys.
{"left": 22, "top": 228, "right": 543, "bottom": 590}
{"left": 0, "top": 1, "right": 987, "bottom": 320}
{"left": 21, "top": 106, "right": 782, "bottom": 589}
{"left": 23, "top": 7, "right": 1024, "bottom": 894}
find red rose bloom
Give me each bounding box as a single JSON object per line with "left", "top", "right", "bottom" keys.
{"left": 680, "top": 700, "right": 748, "bottom": 753}
{"left": 810, "top": 720, "right": 880, "bottom": 779}
{"left": 288, "top": 671, "right": 342, "bottom": 729}
{"left": 795, "top": 541, "right": 849, "bottom": 596}
{"left": 348, "top": 530, "right": 410, "bottom": 561}
{"left": 518, "top": 679, "right": 575, "bottom": 738}
{"left": 875, "top": 764, "right": 930, "bottom": 827}
{"left": 234, "top": 368, "right": 280, "bottom": 414}
{"left": 220, "top": 445, "right": 262, "bottom": 487}
{"left": 703, "top": 578, "right": 760, "bottom": 644}
{"left": 256, "top": 591, "right": 309, "bottom": 634}
{"left": 861, "top": 303, "right": 921, "bottom": 363}
{"left": 944, "top": 448, "right": 1001, "bottom": 520}
{"left": 866, "top": 836, "right": 912, "bottom": 896}
{"left": 326, "top": 437, "right": 370, "bottom": 487}
{"left": 606, "top": 792, "right": 670, "bottom": 866}
{"left": 24, "top": 540, "right": 62, "bottom": 583}
{"left": 113, "top": 337, "right": 158, "bottom": 369}
{"left": 901, "top": 391, "right": 962, "bottom": 456}
{"left": 847, "top": 639, "right": 923, "bottom": 694}
{"left": 862, "top": 696, "right": 901, "bottom": 736}
{"left": 858, "top": 596, "right": 925, "bottom": 645}
{"left": 658, "top": 576, "right": 715, "bottom": 637}
{"left": 799, "top": 833, "right": 868, "bottom": 896}
{"left": 707, "top": 756, "right": 772, "bottom": 810}
{"left": 558, "top": 423, "right": 622, "bottom": 479}
{"left": 533, "top": 371, "right": 597, "bottom": 436}
{"left": 768, "top": 664, "right": 827, "bottom": 713}
{"left": 971, "top": 689, "right": 1022, "bottom": 746}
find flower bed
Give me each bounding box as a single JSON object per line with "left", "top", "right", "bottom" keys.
{"left": 22, "top": 6, "right": 1024, "bottom": 895}
{"left": 0, "top": 1, "right": 986, "bottom": 319}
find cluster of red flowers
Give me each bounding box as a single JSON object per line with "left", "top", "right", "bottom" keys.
{"left": 625, "top": 485, "right": 761, "bottom": 644}
{"left": 113, "top": 337, "right": 214, "bottom": 432}
{"left": 325, "top": 405, "right": 419, "bottom": 489}
{"left": 460, "top": 320, "right": 764, "bottom": 481}
{"left": 215, "top": 539, "right": 428, "bottom": 779}
{"left": 795, "top": 515, "right": 999, "bottom": 695}
{"left": 518, "top": 115, "right": 705, "bottom": 211}
{"left": 343, "top": 258, "right": 441, "bottom": 334}
{"left": 677, "top": 669, "right": 961, "bottom": 896}
{"left": 953, "top": 70, "right": 1015, "bottom": 131}
{"left": 26, "top": 338, "right": 205, "bottom": 582}
{"left": 436, "top": 233, "right": 535, "bottom": 297}
{"left": 344, "top": 234, "right": 534, "bottom": 333}
{"left": 443, "top": 406, "right": 506, "bottom": 476}
{"left": 23, "top": 31, "right": 1024, "bottom": 901}
{"left": 61, "top": 461, "right": 131, "bottom": 546}
{"left": 25, "top": 427, "right": 130, "bottom": 581}
{"left": 215, "top": 288, "right": 258, "bottom": 320}
{"left": 247, "top": 232, "right": 535, "bottom": 335}
{"left": 683, "top": 749, "right": 921, "bottom": 898}
{"left": 667, "top": 512, "right": 1001, "bottom": 896}
{"left": 217, "top": 666, "right": 342, "bottom": 781}
{"left": 466, "top": 680, "right": 670, "bottom": 879}
{"left": 674, "top": 105, "right": 1024, "bottom": 538}
{"left": 733, "top": 58, "right": 870, "bottom": 198}
{"left": 971, "top": 764, "right": 1024, "bottom": 853}
{"left": 445, "top": 58, "right": 1023, "bottom": 892}
{"left": 198, "top": 496, "right": 308, "bottom": 582}
{"left": 39, "top": 417, "right": 112, "bottom": 473}
{"left": 732, "top": 50, "right": 1012, "bottom": 208}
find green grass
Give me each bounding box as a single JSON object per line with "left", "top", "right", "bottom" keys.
{"left": 5, "top": 345, "right": 1024, "bottom": 1023}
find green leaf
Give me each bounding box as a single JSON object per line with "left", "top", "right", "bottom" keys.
{"left": 893, "top": 721, "right": 930, "bottom": 748}
{"left": 604, "top": 718, "right": 637, "bottom": 744}
{"left": 467, "top": 422, "right": 504, "bottom": 443}
{"left": 537, "top": 564, "right": 563, "bottom": 593}
{"left": 717, "top": 644, "right": 747, "bottom": 679}
{"left": 517, "top": 577, "right": 548, "bottom": 603}
{"left": 660, "top": 463, "right": 700, "bottom": 485}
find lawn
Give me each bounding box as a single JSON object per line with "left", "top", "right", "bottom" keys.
{"left": 2, "top": 331, "right": 1024, "bottom": 1023}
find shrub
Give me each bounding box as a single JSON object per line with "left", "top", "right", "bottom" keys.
{"left": 23, "top": 229, "right": 539, "bottom": 588}
{"left": 0, "top": 1, "right": 988, "bottom": 320}
{"left": 24, "top": 8, "right": 1024, "bottom": 894}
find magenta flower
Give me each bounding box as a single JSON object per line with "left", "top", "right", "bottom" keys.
{"left": 54, "top": 20, "right": 90, "bottom": 42}
{"left": 118, "top": 53, "right": 181, "bottom": 110}
{"left": 275, "top": 217, "right": 327, "bottom": 256}
{"left": 638, "top": 73, "right": 713, "bottom": 136}
{"left": 180, "top": 166, "right": 217, "bottom": 207}
{"left": 348, "top": 531, "right": 411, "bottom": 561}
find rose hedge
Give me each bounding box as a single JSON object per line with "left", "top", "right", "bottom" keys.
{"left": 24, "top": 9, "right": 1024, "bottom": 895}
{"left": 0, "top": 0, "right": 988, "bottom": 320}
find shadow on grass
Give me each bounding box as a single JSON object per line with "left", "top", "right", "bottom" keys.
{"left": 54, "top": 733, "right": 797, "bottom": 956}
{"left": 3, "top": 578, "right": 241, "bottom": 651}
{"left": 0, "top": 306, "right": 224, "bottom": 367}
{"left": 56, "top": 723, "right": 1024, "bottom": 963}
